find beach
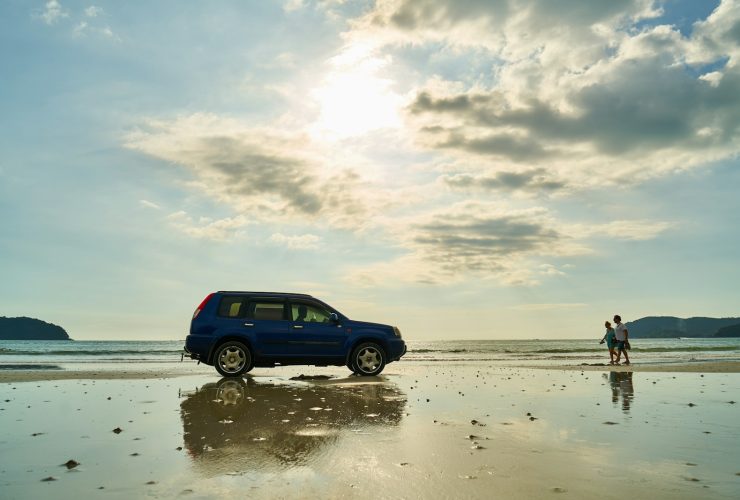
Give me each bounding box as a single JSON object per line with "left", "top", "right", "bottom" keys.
{"left": 1, "top": 353, "right": 739, "bottom": 499}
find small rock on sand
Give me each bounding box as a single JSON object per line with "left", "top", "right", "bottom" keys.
{"left": 146, "top": 480, "right": 156, "bottom": 485}
{"left": 62, "top": 459, "right": 80, "bottom": 469}
{"left": 603, "top": 421, "right": 619, "bottom": 425}
{"left": 41, "top": 476, "right": 57, "bottom": 482}
{"left": 552, "top": 487, "right": 567, "bottom": 493}
{"left": 112, "top": 427, "right": 123, "bottom": 434}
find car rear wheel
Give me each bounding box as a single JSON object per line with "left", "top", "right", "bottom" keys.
{"left": 214, "top": 341, "right": 253, "bottom": 377}
{"left": 351, "top": 342, "right": 386, "bottom": 376}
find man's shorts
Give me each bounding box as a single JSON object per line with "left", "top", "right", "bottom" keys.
{"left": 616, "top": 340, "right": 626, "bottom": 351}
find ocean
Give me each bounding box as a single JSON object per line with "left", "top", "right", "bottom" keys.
{"left": 1, "top": 337, "right": 739, "bottom": 368}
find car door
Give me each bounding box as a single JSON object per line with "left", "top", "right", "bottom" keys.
{"left": 288, "top": 300, "right": 346, "bottom": 359}
{"left": 245, "top": 299, "right": 291, "bottom": 358}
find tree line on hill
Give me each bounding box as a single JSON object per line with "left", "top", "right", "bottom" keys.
{"left": 625, "top": 316, "right": 740, "bottom": 338}
{"left": 0, "top": 317, "right": 71, "bottom": 340}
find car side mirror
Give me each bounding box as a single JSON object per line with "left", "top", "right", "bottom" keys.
{"left": 329, "top": 313, "right": 339, "bottom": 323}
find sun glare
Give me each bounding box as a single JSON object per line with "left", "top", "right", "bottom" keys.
{"left": 311, "top": 50, "right": 402, "bottom": 140}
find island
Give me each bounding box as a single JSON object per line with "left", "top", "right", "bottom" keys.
{"left": 626, "top": 316, "right": 740, "bottom": 339}
{"left": 715, "top": 324, "right": 740, "bottom": 338}
{"left": 0, "top": 317, "right": 71, "bottom": 340}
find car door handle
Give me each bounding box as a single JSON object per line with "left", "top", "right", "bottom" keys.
{"left": 244, "top": 322, "right": 254, "bottom": 327}
{"left": 293, "top": 325, "right": 303, "bottom": 329}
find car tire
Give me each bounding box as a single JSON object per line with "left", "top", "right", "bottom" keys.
{"left": 350, "top": 342, "right": 386, "bottom": 376}
{"left": 214, "top": 341, "right": 253, "bottom": 377}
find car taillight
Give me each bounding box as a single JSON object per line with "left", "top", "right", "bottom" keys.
{"left": 193, "top": 293, "right": 215, "bottom": 319}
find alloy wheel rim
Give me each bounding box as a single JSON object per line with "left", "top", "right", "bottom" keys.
{"left": 219, "top": 346, "right": 247, "bottom": 373}
{"left": 356, "top": 347, "right": 381, "bottom": 374}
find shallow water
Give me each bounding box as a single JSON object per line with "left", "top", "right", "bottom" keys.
{"left": 1, "top": 363, "right": 738, "bottom": 499}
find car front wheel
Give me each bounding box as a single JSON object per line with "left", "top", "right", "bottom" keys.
{"left": 350, "top": 342, "right": 386, "bottom": 376}
{"left": 214, "top": 341, "right": 253, "bottom": 377}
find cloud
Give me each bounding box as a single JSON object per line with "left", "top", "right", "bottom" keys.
{"left": 349, "top": 1, "right": 740, "bottom": 189}
{"left": 572, "top": 219, "right": 675, "bottom": 241}
{"left": 166, "top": 211, "right": 250, "bottom": 241}
{"left": 138, "top": 199, "right": 161, "bottom": 210}
{"left": 40, "top": 0, "right": 68, "bottom": 25}
{"left": 84, "top": 5, "right": 102, "bottom": 18}
{"left": 125, "top": 113, "right": 378, "bottom": 229}
{"left": 441, "top": 169, "right": 565, "bottom": 194}
{"left": 268, "top": 232, "right": 321, "bottom": 250}
{"left": 348, "top": 201, "right": 590, "bottom": 286}
{"left": 347, "top": 201, "right": 673, "bottom": 286}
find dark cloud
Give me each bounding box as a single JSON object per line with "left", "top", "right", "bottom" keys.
{"left": 374, "top": 0, "right": 643, "bottom": 33}
{"left": 411, "top": 207, "right": 561, "bottom": 273}
{"left": 200, "top": 136, "right": 323, "bottom": 214}
{"left": 442, "top": 169, "right": 565, "bottom": 193}
{"left": 127, "top": 120, "right": 369, "bottom": 225}
{"left": 409, "top": 56, "right": 740, "bottom": 165}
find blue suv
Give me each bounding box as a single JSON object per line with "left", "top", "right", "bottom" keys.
{"left": 184, "top": 291, "right": 406, "bottom": 377}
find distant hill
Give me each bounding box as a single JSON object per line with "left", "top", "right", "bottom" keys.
{"left": 715, "top": 324, "right": 740, "bottom": 338}
{"left": 625, "top": 316, "right": 740, "bottom": 338}
{"left": 0, "top": 317, "right": 71, "bottom": 340}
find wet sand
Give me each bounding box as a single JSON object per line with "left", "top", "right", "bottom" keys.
{"left": 1, "top": 362, "right": 739, "bottom": 499}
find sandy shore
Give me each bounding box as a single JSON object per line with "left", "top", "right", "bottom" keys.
{"left": 1, "top": 362, "right": 739, "bottom": 499}
{"left": 533, "top": 360, "right": 740, "bottom": 373}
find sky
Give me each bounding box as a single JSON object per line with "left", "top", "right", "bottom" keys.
{"left": 1, "top": 0, "right": 739, "bottom": 341}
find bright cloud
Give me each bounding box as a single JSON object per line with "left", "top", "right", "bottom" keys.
{"left": 40, "top": 0, "right": 68, "bottom": 25}
{"left": 351, "top": 0, "right": 740, "bottom": 191}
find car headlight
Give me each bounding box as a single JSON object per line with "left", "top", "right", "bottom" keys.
{"left": 393, "top": 326, "right": 402, "bottom": 338}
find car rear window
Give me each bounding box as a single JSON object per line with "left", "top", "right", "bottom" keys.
{"left": 217, "top": 296, "right": 246, "bottom": 318}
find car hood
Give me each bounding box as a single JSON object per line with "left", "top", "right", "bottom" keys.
{"left": 346, "top": 320, "right": 393, "bottom": 331}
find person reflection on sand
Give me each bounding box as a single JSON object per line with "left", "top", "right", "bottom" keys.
{"left": 179, "top": 376, "right": 406, "bottom": 475}
{"left": 605, "top": 371, "right": 634, "bottom": 413}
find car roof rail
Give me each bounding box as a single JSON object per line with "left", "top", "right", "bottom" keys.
{"left": 216, "top": 291, "right": 314, "bottom": 298}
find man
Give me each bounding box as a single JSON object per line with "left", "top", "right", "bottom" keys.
{"left": 613, "top": 314, "right": 630, "bottom": 365}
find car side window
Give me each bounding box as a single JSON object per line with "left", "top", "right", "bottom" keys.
{"left": 217, "top": 296, "right": 247, "bottom": 318}
{"left": 248, "top": 301, "right": 287, "bottom": 321}
{"left": 291, "top": 302, "right": 332, "bottom": 323}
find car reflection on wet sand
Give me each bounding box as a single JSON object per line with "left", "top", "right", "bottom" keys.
{"left": 179, "top": 376, "right": 407, "bottom": 475}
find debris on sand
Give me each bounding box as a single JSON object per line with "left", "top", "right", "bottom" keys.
{"left": 62, "top": 459, "right": 80, "bottom": 469}
{"left": 470, "top": 419, "right": 486, "bottom": 426}
{"left": 41, "top": 476, "right": 57, "bottom": 482}
{"left": 112, "top": 427, "right": 123, "bottom": 434}
{"left": 603, "top": 421, "right": 619, "bottom": 425}
{"left": 146, "top": 480, "right": 157, "bottom": 485}
{"left": 289, "top": 374, "right": 333, "bottom": 380}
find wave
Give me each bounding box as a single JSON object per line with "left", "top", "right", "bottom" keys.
{"left": 410, "top": 348, "right": 470, "bottom": 354}
{"left": 533, "top": 346, "right": 739, "bottom": 354}
{"left": 0, "top": 349, "right": 180, "bottom": 356}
